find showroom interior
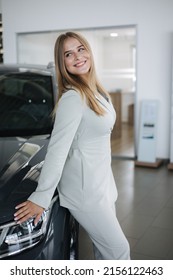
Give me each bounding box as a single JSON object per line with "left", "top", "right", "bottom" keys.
{"left": 0, "top": 0, "right": 173, "bottom": 260}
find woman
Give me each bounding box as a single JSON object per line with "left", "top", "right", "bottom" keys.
{"left": 14, "top": 31, "right": 130, "bottom": 260}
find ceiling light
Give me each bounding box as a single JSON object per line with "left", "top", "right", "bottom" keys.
{"left": 110, "top": 33, "right": 118, "bottom": 37}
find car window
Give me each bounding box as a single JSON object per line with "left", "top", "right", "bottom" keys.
{"left": 0, "top": 72, "right": 54, "bottom": 136}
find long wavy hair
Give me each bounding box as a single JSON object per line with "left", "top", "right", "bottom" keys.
{"left": 54, "top": 31, "right": 110, "bottom": 116}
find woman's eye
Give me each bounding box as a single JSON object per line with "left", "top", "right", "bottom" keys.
{"left": 65, "top": 53, "right": 72, "bottom": 58}
{"left": 79, "top": 47, "right": 85, "bottom": 52}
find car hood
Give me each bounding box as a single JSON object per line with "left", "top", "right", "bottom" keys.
{"left": 0, "top": 137, "right": 49, "bottom": 224}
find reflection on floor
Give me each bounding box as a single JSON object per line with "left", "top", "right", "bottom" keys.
{"left": 79, "top": 159, "right": 173, "bottom": 260}
{"left": 111, "top": 123, "right": 134, "bottom": 157}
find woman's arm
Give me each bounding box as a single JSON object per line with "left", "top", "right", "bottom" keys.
{"left": 14, "top": 90, "right": 84, "bottom": 224}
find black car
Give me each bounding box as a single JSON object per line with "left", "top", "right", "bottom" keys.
{"left": 0, "top": 63, "right": 79, "bottom": 260}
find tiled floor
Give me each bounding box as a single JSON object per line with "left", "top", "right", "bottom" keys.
{"left": 78, "top": 159, "right": 173, "bottom": 260}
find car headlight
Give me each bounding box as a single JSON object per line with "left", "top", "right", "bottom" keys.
{"left": 0, "top": 196, "right": 56, "bottom": 259}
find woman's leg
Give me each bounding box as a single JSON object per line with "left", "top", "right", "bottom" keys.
{"left": 69, "top": 204, "right": 130, "bottom": 260}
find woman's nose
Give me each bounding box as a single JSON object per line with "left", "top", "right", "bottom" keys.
{"left": 74, "top": 52, "right": 81, "bottom": 60}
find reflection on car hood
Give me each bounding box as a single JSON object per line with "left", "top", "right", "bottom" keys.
{"left": 0, "top": 138, "right": 49, "bottom": 224}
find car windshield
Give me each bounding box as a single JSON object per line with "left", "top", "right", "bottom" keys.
{"left": 0, "top": 71, "right": 54, "bottom": 137}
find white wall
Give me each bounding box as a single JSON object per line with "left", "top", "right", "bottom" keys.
{"left": 1, "top": 0, "right": 173, "bottom": 159}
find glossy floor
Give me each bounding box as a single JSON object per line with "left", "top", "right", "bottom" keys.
{"left": 78, "top": 159, "right": 173, "bottom": 260}
{"left": 111, "top": 123, "right": 134, "bottom": 158}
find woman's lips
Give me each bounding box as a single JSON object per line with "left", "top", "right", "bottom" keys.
{"left": 74, "top": 61, "right": 86, "bottom": 67}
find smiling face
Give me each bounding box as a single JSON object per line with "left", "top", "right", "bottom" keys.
{"left": 63, "top": 37, "right": 91, "bottom": 79}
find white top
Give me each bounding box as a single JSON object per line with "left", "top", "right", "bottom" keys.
{"left": 28, "top": 89, "right": 118, "bottom": 211}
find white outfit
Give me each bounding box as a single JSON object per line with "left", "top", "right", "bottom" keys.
{"left": 28, "top": 89, "right": 130, "bottom": 259}
{"left": 70, "top": 204, "right": 130, "bottom": 260}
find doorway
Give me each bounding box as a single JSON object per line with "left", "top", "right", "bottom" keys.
{"left": 83, "top": 27, "right": 136, "bottom": 158}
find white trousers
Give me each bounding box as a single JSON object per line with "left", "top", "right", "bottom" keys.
{"left": 69, "top": 204, "right": 130, "bottom": 260}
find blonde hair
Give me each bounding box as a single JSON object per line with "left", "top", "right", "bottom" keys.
{"left": 54, "top": 31, "right": 110, "bottom": 116}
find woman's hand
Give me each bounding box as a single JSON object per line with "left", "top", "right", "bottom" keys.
{"left": 14, "top": 200, "right": 45, "bottom": 226}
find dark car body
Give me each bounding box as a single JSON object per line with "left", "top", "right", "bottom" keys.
{"left": 0, "top": 63, "right": 78, "bottom": 260}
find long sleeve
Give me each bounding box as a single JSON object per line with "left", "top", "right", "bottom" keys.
{"left": 28, "top": 90, "right": 84, "bottom": 209}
